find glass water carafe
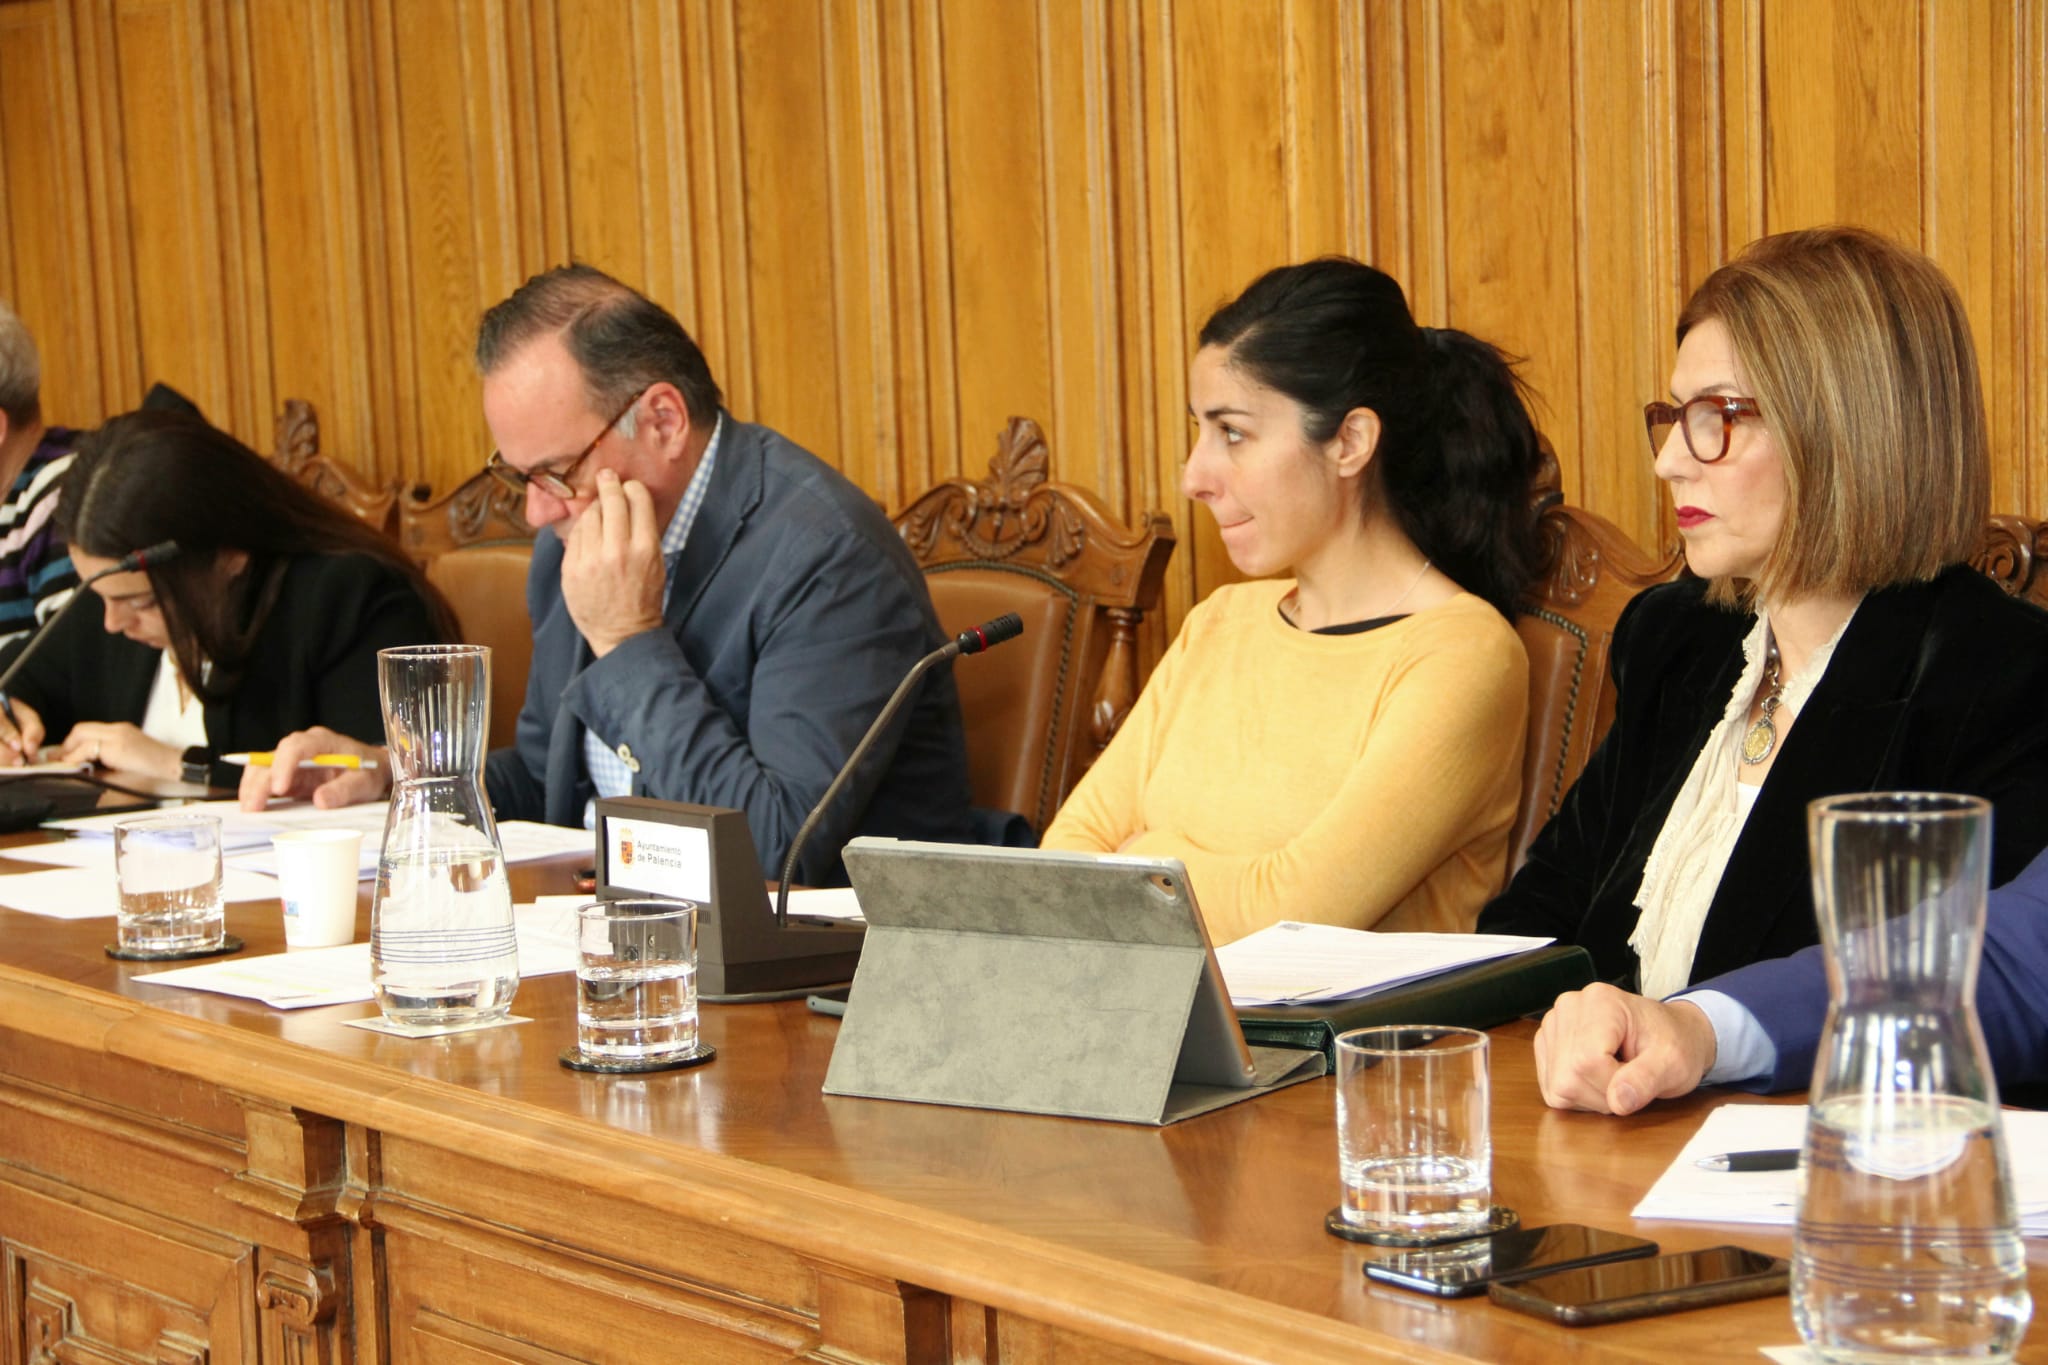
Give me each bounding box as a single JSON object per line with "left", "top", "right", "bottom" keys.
{"left": 370, "top": 645, "right": 519, "bottom": 1027}
{"left": 1795, "top": 793, "right": 2031, "bottom": 1363}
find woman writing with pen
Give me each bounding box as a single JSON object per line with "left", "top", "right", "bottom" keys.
{"left": 0, "top": 411, "right": 454, "bottom": 786}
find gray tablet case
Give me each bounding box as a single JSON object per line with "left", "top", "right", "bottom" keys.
{"left": 823, "top": 838, "right": 1326, "bottom": 1125}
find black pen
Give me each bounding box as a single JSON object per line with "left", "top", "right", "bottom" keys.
{"left": 1695, "top": 1148, "right": 1801, "bottom": 1172}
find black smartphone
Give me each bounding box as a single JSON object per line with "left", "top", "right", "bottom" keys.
{"left": 1487, "top": 1245, "right": 1789, "bottom": 1325}
{"left": 1362, "top": 1224, "right": 1659, "bottom": 1298}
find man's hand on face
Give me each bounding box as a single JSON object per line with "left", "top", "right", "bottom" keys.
{"left": 1531, "top": 982, "right": 1719, "bottom": 1115}
{"left": 561, "top": 468, "right": 667, "bottom": 657}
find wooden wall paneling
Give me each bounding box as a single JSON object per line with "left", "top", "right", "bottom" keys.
{"left": 2014, "top": 0, "right": 2047, "bottom": 516}
{"left": 1568, "top": 0, "right": 1665, "bottom": 553}
{"left": 1131, "top": 0, "right": 1195, "bottom": 634}
{"left": 1759, "top": 0, "right": 1923, "bottom": 243}
{"left": 104, "top": 0, "right": 235, "bottom": 424}
{"left": 677, "top": 0, "right": 755, "bottom": 429}
{"left": 1437, "top": 0, "right": 1581, "bottom": 514}
{"left": 554, "top": 0, "right": 654, "bottom": 294}
{"left": 1924, "top": 1, "right": 2021, "bottom": 510}
{"left": 0, "top": 0, "right": 111, "bottom": 423}
{"left": 248, "top": 0, "right": 379, "bottom": 476}
{"left": 729, "top": 3, "right": 843, "bottom": 467}
{"left": 875, "top": 0, "right": 943, "bottom": 503}
{"left": 1359, "top": 1, "right": 1449, "bottom": 341}
{"left": 368, "top": 0, "right": 527, "bottom": 498}
{"left": 206, "top": 0, "right": 270, "bottom": 440}
{"left": 1169, "top": 0, "right": 1306, "bottom": 606}
{"left": 819, "top": 0, "right": 890, "bottom": 503}
{"left": 934, "top": 0, "right": 1055, "bottom": 489}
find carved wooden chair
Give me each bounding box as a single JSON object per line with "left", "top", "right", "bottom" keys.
{"left": 1509, "top": 445, "right": 1684, "bottom": 873}
{"left": 398, "top": 473, "right": 537, "bottom": 752}
{"left": 892, "top": 418, "right": 1174, "bottom": 833}
{"left": 271, "top": 399, "right": 404, "bottom": 537}
{"left": 1972, "top": 515, "right": 2048, "bottom": 611}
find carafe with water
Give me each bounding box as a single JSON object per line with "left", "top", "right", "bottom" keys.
{"left": 1795, "top": 792, "right": 2031, "bottom": 1363}
{"left": 371, "top": 645, "right": 519, "bottom": 1027}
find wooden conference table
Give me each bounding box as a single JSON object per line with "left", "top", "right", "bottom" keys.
{"left": 0, "top": 833, "right": 2041, "bottom": 1364}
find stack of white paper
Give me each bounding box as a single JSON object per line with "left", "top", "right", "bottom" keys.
{"left": 130, "top": 896, "right": 587, "bottom": 1009}
{"left": 1213, "top": 921, "right": 1555, "bottom": 1007}
{"left": 0, "top": 865, "right": 283, "bottom": 917}
{"left": 1634, "top": 1102, "right": 2048, "bottom": 1237}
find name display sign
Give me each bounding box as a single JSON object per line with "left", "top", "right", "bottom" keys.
{"left": 603, "top": 815, "right": 711, "bottom": 902}
{"left": 591, "top": 796, "right": 864, "bottom": 999}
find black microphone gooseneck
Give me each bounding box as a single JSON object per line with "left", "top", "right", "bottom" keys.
{"left": 775, "top": 612, "right": 1024, "bottom": 927}
{"left": 0, "top": 540, "right": 183, "bottom": 722}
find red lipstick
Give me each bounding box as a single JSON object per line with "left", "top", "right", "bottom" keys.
{"left": 1675, "top": 506, "right": 1712, "bottom": 529}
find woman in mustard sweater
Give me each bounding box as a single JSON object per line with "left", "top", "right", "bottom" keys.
{"left": 1042, "top": 258, "right": 1542, "bottom": 943}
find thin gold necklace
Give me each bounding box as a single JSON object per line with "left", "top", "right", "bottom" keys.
{"left": 1284, "top": 560, "right": 1432, "bottom": 628}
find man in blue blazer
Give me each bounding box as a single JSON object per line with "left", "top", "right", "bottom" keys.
{"left": 1532, "top": 844, "right": 2048, "bottom": 1112}
{"left": 253, "top": 266, "right": 973, "bottom": 884}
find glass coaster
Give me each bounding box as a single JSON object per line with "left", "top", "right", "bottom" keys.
{"left": 1324, "top": 1203, "right": 1518, "bottom": 1248}
{"left": 106, "top": 934, "right": 245, "bottom": 962}
{"left": 559, "top": 1043, "right": 717, "bottom": 1074}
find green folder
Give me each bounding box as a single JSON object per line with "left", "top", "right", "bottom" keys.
{"left": 1234, "top": 944, "right": 1595, "bottom": 1063}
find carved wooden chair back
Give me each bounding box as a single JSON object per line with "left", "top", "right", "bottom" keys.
{"left": 891, "top": 418, "right": 1174, "bottom": 833}
{"left": 271, "top": 400, "right": 403, "bottom": 538}
{"left": 1509, "top": 446, "right": 1684, "bottom": 874}
{"left": 1971, "top": 515, "right": 2048, "bottom": 611}
{"left": 398, "top": 472, "right": 538, "bottom": 752}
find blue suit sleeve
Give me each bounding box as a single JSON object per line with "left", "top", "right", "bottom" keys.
{"left": 1704, "top": 845, "right": 2048, "bottom": 1093}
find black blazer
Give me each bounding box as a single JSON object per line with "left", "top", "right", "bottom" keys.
{"left": 10, "top": 553, "right": 445, "bottom": 786}
{"left": 1479, "top": 566, "right": 2048, "bottom": 986}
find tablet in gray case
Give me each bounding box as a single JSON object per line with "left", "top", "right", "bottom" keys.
{"left": 823, "top": 838, "right": 1325, "bottom": 1125}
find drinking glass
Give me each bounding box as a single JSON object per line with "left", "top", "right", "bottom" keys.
{"left": 114, "top": 813, "right": 225, "bottom": 953}
{"left": 574, "top": 898, "right": 701, "bottom": 1063}
{"left": 1334, "top": 1025, "right": 1492, "bottom": 1241}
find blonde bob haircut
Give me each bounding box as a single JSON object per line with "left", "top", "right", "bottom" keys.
{"left": 1676, "top": 226, "right": 1988, "bottom": 608}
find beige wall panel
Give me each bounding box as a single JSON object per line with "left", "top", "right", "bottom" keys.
{"left": 371, "top": 0, "right": 523, "bottom": 492}
{"left": 935, "top": 0, "right": 1054, "bottom": 485}
{"left": 1568, "top": 0, "right": 1664, "bottom": 547}
{"left": 1170, "top": 0, "right": 1296, "bottom": 604}
{"left": 1436, "top": 0, "right": 1579, "bottom": 496}
{"left": 248, "top": 0, "right": 378, "bottom": 469}
{"left": 108, "top": 0, "right": 230, "bottom": 421}
{"left": 1758, "top": 0, "right": 1923, "bottom": 242}
{"left": 728, "top": 2, "right": 841, "bottom": 464}
{"left": 0, "top": 1, "right": 107, "bottom": 422}
{"left": 5, "top": 0, "right": 2043, "bottom": 633}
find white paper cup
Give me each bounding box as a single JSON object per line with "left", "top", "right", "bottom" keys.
{"left": 273, "top": 829, "right": 365, "bottom": 948}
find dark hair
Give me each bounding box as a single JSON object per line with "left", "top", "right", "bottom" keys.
{"left": 474, "top": 264, "right": 724, "bottom": 426}
{"left": 55, "top": 412, "right": 458, "bottom": 702}
{"left": 1198, "top": 257, "right": 1546, "bottom": 617}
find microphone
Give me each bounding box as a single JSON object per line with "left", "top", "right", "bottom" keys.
{"left": 775, "top": 612, "right": 1024, "bottom": 927}
{"left": 0, "top": 540, "right": 183, "bottom": 738}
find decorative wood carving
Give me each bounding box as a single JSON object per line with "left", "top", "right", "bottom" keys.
{"left": 20, "top": 1283, "right": 210, "bottom": 1365}
{"left": 399, "top": 469, "right": 535, "bottom": 564}
{"left": 892, "top": 418, "right": 1173, "bottom": 829}
{"left": 268, "top": 399, "right": 403, "bottom": 538}
{"left": 258, "top": 1259, "right": 342, "bottom": 1365}
{"left": 1972, "top": 514, "right": 2048, "bottom": 608}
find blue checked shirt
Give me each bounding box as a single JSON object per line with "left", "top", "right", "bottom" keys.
{"left": 581, "top": 417, "right": 723, "bottom": 827}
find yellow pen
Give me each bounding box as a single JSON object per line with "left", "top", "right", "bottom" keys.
{"left": 222, "top": 751, "right": 382, "bottom": 771}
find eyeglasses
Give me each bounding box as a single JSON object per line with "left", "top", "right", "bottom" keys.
{"left": 484, "top": 387, "right": 648, "bottom": 499}
{"left": 1643, "top": 395, "right": 1763, "bottom": 464}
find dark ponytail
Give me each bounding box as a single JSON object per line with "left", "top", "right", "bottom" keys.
{"left": 1198, "top": 258, "right": 1545, "bottom": 617}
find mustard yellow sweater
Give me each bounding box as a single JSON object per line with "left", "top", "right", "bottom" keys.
{"left": 1042, "top": 580, "right": 1528, "bottom": 944}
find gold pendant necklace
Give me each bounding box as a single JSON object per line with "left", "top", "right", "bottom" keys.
{"left": 1740, "top": 641, "right": 1783, "bottom": 765}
